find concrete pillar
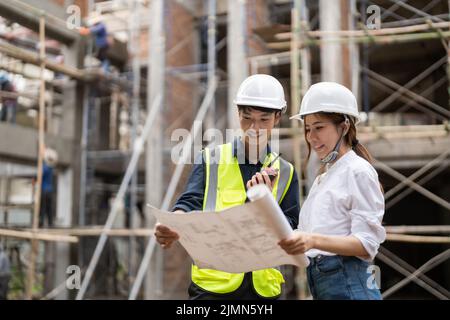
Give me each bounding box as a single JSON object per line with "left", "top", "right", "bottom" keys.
{"left": 62, "top": 36, "right": 84, "bottom": 299}
{"left": 349, "top": 0, "right": 360, "bottom": 99}
{"left": 227, "top": 0, "right": 247, "bottom": 130}
{"left": 53, "top": 168, "right": 73, "bottom": 299}
{"left": 319, "top": 0, "right": 343, "bottom": 83}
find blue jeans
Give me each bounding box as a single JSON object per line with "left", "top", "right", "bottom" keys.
{"left": 307, "top": 255, "right": 382, "bottom": 300}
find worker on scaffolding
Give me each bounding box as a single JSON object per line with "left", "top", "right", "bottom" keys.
{"left": 155, "top": 74, "right": 300, "bottom": 300}
{"left": 278, "top": 82, "right": 386, "bottom": 300}
{"left": 0, "top": 73, "right": 17, "bottom": 124}
{"left": 38, "top": 147, "right": 58, "bottom": 228}
{"left": 79, "top": 15, "right": 111, "bottom": 73}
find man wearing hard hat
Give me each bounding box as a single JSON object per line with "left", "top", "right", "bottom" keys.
{"left": 155, "top": 74, "right": 300, "bottom": 300}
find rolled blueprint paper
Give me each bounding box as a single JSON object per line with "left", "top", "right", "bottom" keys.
{"left": 247, "top": 184, "right": 310, "bottom": 267}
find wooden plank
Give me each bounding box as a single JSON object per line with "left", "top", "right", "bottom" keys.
{"left": 0, "top": 228, "right": 78, "bottom": 243}
{"left": 0, "top": 42, "right": 84, "bottom": 80}
{"left": 386, "top": 233, "right": 450, "bottom": 243}
{"left": 267, "top": 30, "right": 450, "bottom": 50}
{"left": 32, "top": 227, "right": 154, "bottom": 237}
{"left": 275, "top": 21, "right": 450, "bottom": 40}
{"left": 386, "top": 225, "right": 450, "bottom": 234}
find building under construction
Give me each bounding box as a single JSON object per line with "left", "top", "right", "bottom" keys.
{"left": 0, "top": 0, "right": 449, "bottom": 300}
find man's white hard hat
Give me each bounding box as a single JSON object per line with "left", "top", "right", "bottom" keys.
{"left": 234, "top": 74, "right": 287, "bottom": 112}
{"left": 290, "top": 82, "right": 360, "bottom": 124}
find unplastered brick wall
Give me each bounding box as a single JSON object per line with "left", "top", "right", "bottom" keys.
{"left": 247, "top": 0, "right": 270, "bottom": 59}
{"left": 52, "top": 0, "right": 89, "bottom": 17}
{"left": 161, "top": 0, "right": 198, "bottom": 299}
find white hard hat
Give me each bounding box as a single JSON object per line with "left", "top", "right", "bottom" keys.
{"left": 290, "top": 82, "right": 360, "bottom": 124}
{"left": 44, "top": 148, "right": 58, "bottom": 166}
{"left": 234, "top": 74, "right": 287, "bottom": 112}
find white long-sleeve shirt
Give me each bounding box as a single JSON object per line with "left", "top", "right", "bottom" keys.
{"left": 299, "top": 150, "right": 386, "bottom": 261}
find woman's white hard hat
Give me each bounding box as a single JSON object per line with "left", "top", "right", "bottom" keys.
{"left": 290, "top": 82, "right": 360, "bottom": 124}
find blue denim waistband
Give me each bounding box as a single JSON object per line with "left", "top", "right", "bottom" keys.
{"left": 308, "top": 254, "right": 363, "bottom": 266}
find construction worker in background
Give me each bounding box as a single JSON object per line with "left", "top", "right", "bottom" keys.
{"left": 39, "top": 148, "right": 58, "bottom": 227}
{"left": 79, "top": 15, "right": 111, "bottom": 73}
{"left": 279, "top": 82, "right": 385, "bottom": 300}
{"left": 155, "top": 74, "right": 300, "bottom": 300}
{"left": 0, "top": 74, "right": 17, "bottom": 124}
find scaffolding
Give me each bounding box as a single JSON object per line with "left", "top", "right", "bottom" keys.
{"left": 0, "top": 0, "right": 449, "bottom": 300}
{"left": 249, "top": 0, "right": 450, "bottom": 300}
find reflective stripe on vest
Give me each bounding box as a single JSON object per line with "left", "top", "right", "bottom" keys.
{"left": 203, "top": 143, "right": 294, "bottom": 211}
{"left": 192, "top": 142, "right": 294, "bottom": 297}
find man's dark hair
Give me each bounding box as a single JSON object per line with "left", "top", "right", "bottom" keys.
{"left": 237, "top": 105, "right": 281, "bottom": 116}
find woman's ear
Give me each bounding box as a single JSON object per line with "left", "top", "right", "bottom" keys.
{"left": 343, "top": 118, "right": 350, "bottom": 135}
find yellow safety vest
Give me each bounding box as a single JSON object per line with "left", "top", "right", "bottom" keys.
{"left": 191, "top": 142, "right": 294, "bottom": 298}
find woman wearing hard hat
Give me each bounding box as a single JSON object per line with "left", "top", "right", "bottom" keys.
{"left": 277, "top": 82, "right": 386, "bottom": 300}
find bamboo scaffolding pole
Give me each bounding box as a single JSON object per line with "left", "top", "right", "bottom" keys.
{"left": 0, "top": 229, "right": 78, "bottom": 243}
{"left": 0, "top": 61, "right": 41, "bottom": 81}
{"left": 381, "top": 248, "right": 450, "bottom": 298}
{"left": 381, "top": 14, "right": 449, "bottom": 29}
{"left": 128, "top": 0, "right": 141, "bottom": 290}
{"left": 386, "top": 162, "right": 448, "bottom": 210}
{"left": 397, "top": 76, "right": 448, "bottom": 114}
{"left": 267, "top": 30, "right": 450, "bottom": 50}
{"left": 294, "top": 0, "right": 311, "bottom": 301}
{"left": 290, "top": 6, "right": 302, "bottom": 205}
{"left": 290, "top": 3, "right": 304, "bottom": 301}
{"left": 386, "top": 225, "right": 450, "bottom": 234}
{"left": 447, "top": 0, "right": 450, "bottom": 141}
{"left": 24, "top": 227, "right": 153, "bottom": 237}
{"left": 384, "top": 148, "right": 450, "bottom": 200}
{"left": 25, "top": 13, "right": 46, "bottom": 300}
{"left": 0, "top": 90, "right": 63, "bottom": 104}
{"left": 75, "top": 94, "right": 162, "bottom": 300}
{"left": 364, "top": 67, "right": 450, "bottom": 118}
{"left": 377, "top": 249, "right": 450, "bottom": 300}
{"left": 129, "top": 79, "right": 217, "bottom": 300}
{"left": 277, "top": 124, "right": 450, "bottom": 139}
{"left": 0, "top": 203, "right": 34, "bottom": 210}
{"left": 0, "top": 42, "right": 84, "bottom": 80}
{"left": 369, "top": 75, "right": 448, "bottom": 121}
{"left": 381, "top": 0, "right": 418, "bottom": 22}
{"left": 386, "top": 0, "right": 445, "bottom": 24}
{"left": 0, "top": 90, "right": 40, "bottom": 101}
{"left": 275, "top": 21, "right": 450, "bottom": 40}
{"left": 0, "top": 43, "right": 131, "bottom": 90}
{"left": 386, "top": 233, "right": 450, "bottom": 243}
{"left": 358, "top": 124, "right": 450, "bottom": 133}
{"left": 248, "top": 51, "right": 291, "bottom": 63}
{"left": 379, "top": 246, "right": 450, "bottom": 300}
{"left": 280, "top": 132, "right": 449, "bottom": 144}
{"left": 376, "top": 160, "right": 450, "bottom": 212}
{"left": 372, "top": 57, "right": 447, "bottom": 113}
